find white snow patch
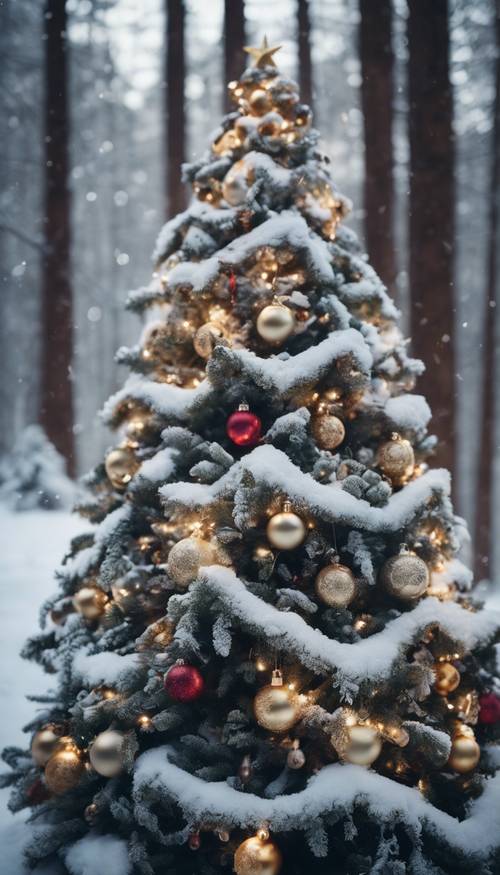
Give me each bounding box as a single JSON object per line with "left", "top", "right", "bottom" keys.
{"left": 73, "top": 651, "right": 140, "bottom": 689}
{"left": 385, "top": 395, "right": 431, "bottom": 433}
{"left": 65, "top": 833, "right": 131, "bottom": 875}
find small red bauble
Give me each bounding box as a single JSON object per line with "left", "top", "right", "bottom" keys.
{"left": 478, "top": 692, "right": 500, "bottom": 725}
{"left": 164, "top": 663, "right": 204, "bottom": 702}
{"left": 226, "top": 407, "right": 262, "bottom": 447}
{"left": 26, "top": 778, "right": 51, "bottom": 806}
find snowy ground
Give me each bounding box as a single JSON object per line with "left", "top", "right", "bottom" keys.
{"left": 0, "top": 507, "right": 83, "bottom": 874}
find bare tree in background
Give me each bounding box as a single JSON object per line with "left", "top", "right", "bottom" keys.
{"left": 359, "top": 0, "right": 395, "bottom": 296}
{"left": 408, "top": 0, "right": 455, "bottom": 475}
{"left": 40, "top": 0, "right": 75, "bottom": 474}
{"left": 297, "top": 0, "right": 313, "bottom": 111}
{"left": 165, "top": 0, "right": 186, "bottom": 216}
{"left": 474, "top": 0, "right": 500, "bottom": 580}
{"left": 224, "top": 0, "right": 246, "bottom": 111}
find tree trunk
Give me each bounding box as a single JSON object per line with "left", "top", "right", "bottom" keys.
{"left": 474, "top": 0, "right": 500, "bottom": 580}
{"left": 165, "top": 0, "right": 186, "bottom": 217}
{"left": 408, "top": 0, "right": 455, "bottom": 476}
{"left": 40, "top": 0, "right": 75, "bottom": 474}
{"left": 224, "top": 0, "right": 246, "bottom": 111}
{"left": 297, "top": 0, "right": 313, "bottom": 111}
{"left": 359, "top": 0, "right": 396, "bottom": 295}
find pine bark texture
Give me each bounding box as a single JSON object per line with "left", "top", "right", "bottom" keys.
{"left": 359, "top": 0, "right": 396, "bottom": 296}
{"left": 40, "top": 0, "right": 75, "bottom": 474}
{"left": 408, "top": 0, "right": 455, "bottom": 475}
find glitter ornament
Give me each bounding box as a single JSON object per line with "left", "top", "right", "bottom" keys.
{"left": 434, "top": 662, "right": 461, "bottom": 696}
{"left": 267, "top": 502, "right": 306, "bottom": 551}
{"left": 256, "top": 301, "right": 295, "bottom": 344}
{"left": 380, "top": 545, "right": 429, "bottom": 601}
{"left": 478, "top": 692, "right": 500, "bottom": 724}
{"left": 234, "top": 834, "right": 282, "bottom": 875}
{"left": 89, "top": 729, "right": 127, "bottom": 777}
{"left": 226, "top": 403, "right": 262, "bottom": 447}
{"left": 104, "top": 445, "right": 139, "bottom": 490}
{"left": 315, "top": 562, "right": 357, "bottom": 608}
{"left": 164, "top": 662, "right": 204, "bottom": 702}
{"left": 44, "top": 742, "right": 84, "bottom": 795}
{"left": 167, "top": 537, "right": 213, "bottom": 588}
{"left": 376, "top": 432, "right": 415, "bottom": 484}
{"left": 311, "top": 413, "right": 345, "bottom": 450}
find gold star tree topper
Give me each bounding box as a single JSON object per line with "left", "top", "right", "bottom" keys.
{"left": 244, "top": 36, "right": 282, "bottom": 69}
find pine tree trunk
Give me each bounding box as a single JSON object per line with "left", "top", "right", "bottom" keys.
{"left": 40, "top": 0, "right": 75, "bottom": 475}
{"left": 474, "top": 0, "right": 500, "bottom": 581}
{"left": 408, "top": 0, "right": 455, "bottom": 476}
{"left": 224, "top": 0, "right": 246, "bottom": 111}
{"left": 359, "top": 0, "right": 396, "bottom": 296}
{"left": 165, "top": 0, "right": 186, "bottom": 217}
{"left": 297, "top": 0, "right": 313, "bottom": 111}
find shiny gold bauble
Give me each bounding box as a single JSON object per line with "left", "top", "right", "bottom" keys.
{"left": 376, "top": 434, "right": 415, "bottom": 483}
{"left": 315, "top": 563, "right": 357, "bottom": 608}
{"left": 254, "top": 684, "right": 300, "bottom": 732}
{"left": 311, "top": 414, "right": 345, "bottom": 450}
{"left": 44, "top": 745, "right": 84, "bottom": 795}
{"left": 249, "top": 88, "right": 273, "bottom": 114}
{"left": 448, "top": 729, "right": 480, "bottom": 774}
{"left": 342, "top": 725, "right": 382, "bottom": 767}
{"left": 222, "top": 158, "right": 254, "bottom": 206}
{"left": 256, "top": 303, "right": 295, "bottom": 344}
{"left": 193, "top": 321, "right": 228, "bottom": 359}
{"left": 266, "top": 506, "right": 306, "bottom": 551}
{"left": 380, "top": 548, "right": 429, "bottom": 601}
{"left": 73, "top": 585, "right": 108, "bottom": 620}
{"left": 234, "top": 835, "right": 282, "bottom": 875}
{"left": 258, "top": 117, "right": 281, "bottom": 138}
{"left": 434, "top": 662, "right": 461, "bottom": 696}
{"left": 104, "top": 446, "right": 139, "bottom": 490}
{"left": 89, "top": 729, "right": 127, "bottom": 777}
{"left": 31, "top": 726, "right": 61, "bottom": 766}
{"left": 167, "top": 537, "right": 213, "bottom": 588}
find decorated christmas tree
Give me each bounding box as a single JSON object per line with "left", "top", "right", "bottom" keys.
{"left": 3, "top": 39, "right": 500, "bottom": 875}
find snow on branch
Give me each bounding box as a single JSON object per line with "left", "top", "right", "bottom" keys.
{"left": 134, "top": 745, "right": 500, "bottom": 858}
{"left": 161, "top": 445, "right": 451, "bottom": 533}
{"left": 73, "top": 651, "right": 141, "bottom": 690}
{"left": 63, "top": 505, "right": 132, "bottom": 580}
{"left": 179, "top": 566, "right": 500, "bottom": 684}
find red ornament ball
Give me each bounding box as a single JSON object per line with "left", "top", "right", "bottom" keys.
{"left": 478, "top": 692, "right": 500, "bottom": 725}
{"left": 164, "top": 663, "right": 204, "bottom": 702}
{"left": 226, "top": 409, "right": 262, "bottom": 447}
{"left": 26, "top": 778, "right": 51, "bottom": 806}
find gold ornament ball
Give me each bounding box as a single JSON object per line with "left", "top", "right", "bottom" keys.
{"left": 73, "top": 585, "right": 108, "bottom": 620}
{"left": 448, "top": 731, "right": 480, "bottom": 774}
{"left": 44, "top": 745, "right": 84, "bottom": 795}
{"left": 249, "top": 88, "right": 272, "bottom": 114}
{"left": 105, "top": 446, "right": 139, "bottom": 490}
{"left": 167, "top": 537, "right": 213, "bottom": 588}
{"left": 222, "top": 159, "right": 253, "bottom": 206}
{"left": 380, "top": 550, "right": 429, "bottom": 601}
{"left": 315, "top": 563, "right": 357, "bottom": 608}
{"left": 193, "top": 321, "right": 227, "bottom": 359}
{"left": 257, "top": 303, "right": 295, "bottom": 344}
{"left": 343, "top": 725, "right": 382, "bottom": 767}
{"left": 254, "top": 684, "right": 300, "bottom": 733}
{"left": 287, "top": 747, "right": 306, "bottom": 770}
{"left": 376, "top": 435, "right": 415, "bottom": 483}
{"left": 31, "top": 726, "right": 61, "bottom": 767}
{"left": 434, "top": 662, "right": 461, "bottom": 696}
{"left": 89, "top": 729, "right": 127, "bottom": 777}
{"left": 267, "top": 507, "right": 306, "bottom": 551}
{"left": 234, "top": 835, "right": 282, "bottom": 875}
{"left": 312, "top": 414, "right": 345, "bottom": 451}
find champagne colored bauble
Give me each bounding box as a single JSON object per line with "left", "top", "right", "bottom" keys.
{"left": 312, "top": 413, "right": 345, "bottom": 450}
{"left": 193, "top": 321, "right": 227, "bottom": 359}
{"left": 434, "top": 662, "right": 461, "bottom": 696}
{"left": 343, "top": 725, "right": 382, "bottom": 767}
{"left": 267, "top": 506, "right": 306, "bottom": 551}
{"left": 73, "top": 585, "right": 108, "bottom": 620}
{"left": 44, "top": 745, "right": 84, "bottom": 795}
{"left": 111, "top": 577, "right": 142, "bottom": 613}
{"left": 256, "top": 303, "right": 295, "bottom": 344}
{"left": 234, "top": 835, "right": 282, "bottom": 875}
{"left": 89, "top": 729, "right": 127, "bottom": 777}
{"left": 249, "top": 88, "right": 273, "bottom": 114}
{"left": 166, "top": 537, "right": 213, "bottom": 588}
{"left": 448, "top": 730, "right": 480, "bottom": 774}
{"left": 287, "top": 746, "right": 306, "bottom": 770}
{"left": 31, "top": 725, "right": 62, "bottom": 767}
{"left": 315, "top": 563, "right": 357, "bottom": 608}
{"left": 376, "top": 434, "right": 415, "bottom": 483}
{"left": 222, "top": 158, "right": 253, "bottom": 206}
{"left": 254, "top": 684, "right": 300, "bottom": 733}
{"left": 380, "top": 548, "right": 429, "bottom": 601}
{"left": 104, "top": 446, "right": 139, "bottom": 490}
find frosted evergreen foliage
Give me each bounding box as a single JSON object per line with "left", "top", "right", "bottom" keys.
{"left": 0, "top": 425, "right": 77, "bottom": 511}
{"left": 2, "top": 48, "right": 500, "bottom": 875}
